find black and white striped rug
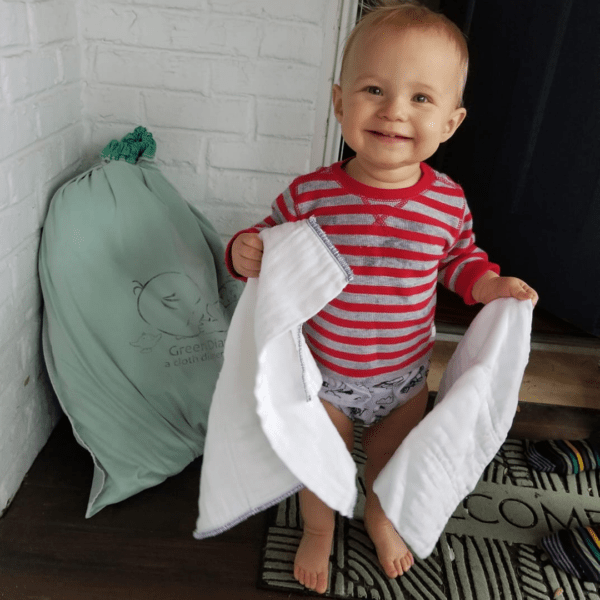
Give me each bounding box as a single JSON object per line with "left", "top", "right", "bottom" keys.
{"left": 258, "top": 428, "right": 600, "bottom": 599}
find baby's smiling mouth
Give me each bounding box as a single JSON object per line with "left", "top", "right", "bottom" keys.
{"left": 369, "top": 130, "right": 411, "bottom": 140}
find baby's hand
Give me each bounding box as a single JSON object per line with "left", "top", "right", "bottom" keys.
{"left": 472, "top": 272, "right": 538, "bottom": 306}
{"left": 231, "top": 233, "right": 263, "bottom": 278}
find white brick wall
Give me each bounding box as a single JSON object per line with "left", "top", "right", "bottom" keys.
{"left": 0, "top": 0, "right": 84, "bottom": 516}
{"left": 0, "top": 0, "right": 345, "bottom": 515}
{"left": 80, "top": 0, "right": 331, "bottom": 238}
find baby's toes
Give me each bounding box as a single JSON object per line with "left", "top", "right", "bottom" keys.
{"left": 316, "top": 572, "right": 328, "bottom": 594}
{"left": 400, "top": 552, "right": 414, "bottom": 573}
{"left": 383, "top": 560, "right": 400, "bottom": 579}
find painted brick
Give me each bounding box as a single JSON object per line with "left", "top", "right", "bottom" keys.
{"left": 197, "top": 202, "right": 270, "bottom": 238}
{"left": 257, "top": 100, "right": 316, "bottom": 139}
{"left": 144, "top": 92, "right": 250, "bottom": 133}
{"left": 0, "top": 262, "right": 13, "bottom": 307}
{"left": 0, "top": 299, "right": 22, "bottom": 357}
{"left": 207, "top": 170, "right": 258, "bottom": 205}
{"left": 152, "top": 129, "right": 205, "bottom": 166}
{"left": 0, "top": 103, "right": 38, "bottom": 161}
{"left": 82, "top": 5, "right": 260, "bottom": 57}
{"left": 2, "top": 50, "right": 60, "bottom": 102}
{"left": 207, "top": 168, "right": 291, "bottom": 208}
{"left": 28, "top": 0, "right": 78, "bottom": 46}
{"left": 16, "top": 278, "right": 42, "bottom": 325}
{"left": 80, "top": 4, "right": 138, "bottom": 42}
{"left": 0, "top": 2, "right": 29, "bottom": 47}
{"left": 0, "top": 0, "right": 80, "bottom": 518}
{"left": 260, "top": 22, "right": 323, "bottom": 66}
{"left": 255, "top": 173, "right": 295, "bottom": 205}
{"left": 9, "top": 236, "right": 39, "bottom": 293}
{"left": 209, "top": 139, "right": 310, "bottom": 175}
{"left": 0, "top": 386, "right": 23, "bottom": 456}
{"left": 11, "top": 141, "right": 64, "bottom": 219}
{"left": 59, "top": 44, "right": 82, "bottom": 85}
{"left": 61, "top": 124, "right": 87, "bottom": 170}
{"left": 0, "top": 196, "right": 39, "bottom": 261}
{"left": 18, "top": 315, "right": 44, "bottom": 381}
{"left": 210, "top": 0, "right": 326, "bottom": 25}
{"left": 36, "top": 138, "right": 65, "bottom": 192}
{"left": 23, "top": 386, "right": 50, "bottom": 442}
{"left": 131, "top": 0, "right": 209, "bottom": 8}
{"left": 159, "top": 164, "right": 207, "bottom": 206}
{"left": 0, "top": 344, "right": 23, "bottom": 409}
{"left": 0, "top": 167, "right": 10, "bottom": 210}
{"left": 10, "top": 153, "right": 39, "bottom": 205}
{"left": 84, "top": 85, "right": 142, "bottom": 124}
{"left": 212, "top": 59, "right": 320, "bottom": 102}
{"left": 37, "top": 86, "right": 82, "bottom": 138}
{"left": 94, "top": 47, "right": 211, "bottom": 94}
{"left": 135, "top": 11, "right": 261, "bottom": 57}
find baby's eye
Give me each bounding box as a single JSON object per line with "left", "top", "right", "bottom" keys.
{"left": 413, "top": 94, "right": 430, "bottom": 103}
{"left": 367, "top": 86, "right": 383, "bottom": 96}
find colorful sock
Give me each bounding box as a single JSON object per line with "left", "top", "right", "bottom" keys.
{"left": 541, "top": 526, "right": 600, "bottom": 583}
{"left": 526, "top": 439, "right": 600, "bottom": 475}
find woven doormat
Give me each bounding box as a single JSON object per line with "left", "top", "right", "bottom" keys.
{"left": 258, "top": 429, "right": 600, "bottom": 599}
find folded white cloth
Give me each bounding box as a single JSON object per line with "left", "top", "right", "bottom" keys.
{"left": 194, "top": 218, "right": 356, "bottom": 539}
{"left": 195, "top": 218, "right": 533, "bottom": 560}
{"left": 374, "top": 297, "right": 532, "bottom": 558}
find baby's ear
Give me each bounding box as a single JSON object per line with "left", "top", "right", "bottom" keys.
{"left": 332, "top": 85, "right": 343, "bottom": 122}
{"left": 441, "top": 107, "right": 467, "bottom": 142}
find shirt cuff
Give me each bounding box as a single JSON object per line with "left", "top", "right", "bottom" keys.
{"left": 456, "top": 262, "right": 501, "bottom": 305}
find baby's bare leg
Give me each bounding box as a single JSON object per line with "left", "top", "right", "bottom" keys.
{"left": 294, "top": 400, "right": 354, "bottom": 595}
{"left": 294, "top": 488, "right": 335, "bottom": 594}
{"left": 361, "top": 384, "right": 429, "bottom": 578}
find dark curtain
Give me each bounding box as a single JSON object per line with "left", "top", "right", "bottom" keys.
{"left": 436, "top": 0, "right": 600, "bottom": 336}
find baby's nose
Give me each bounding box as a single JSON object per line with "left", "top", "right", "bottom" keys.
{"left": 379, "top": 96, "right": 408, "bottom": 120}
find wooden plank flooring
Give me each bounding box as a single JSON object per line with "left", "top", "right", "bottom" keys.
{"left": 0, "top": 416, "right": 303, "bottom": 600}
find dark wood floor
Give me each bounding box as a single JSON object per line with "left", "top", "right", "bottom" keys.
{"left": 0, "top": 416, "right": 307, "bottom": 600}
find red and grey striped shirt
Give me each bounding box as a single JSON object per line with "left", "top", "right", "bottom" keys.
{"left": 227, "top": 159, "right": 499, "bottom": 386}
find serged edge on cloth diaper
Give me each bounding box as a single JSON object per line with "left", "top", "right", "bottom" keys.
{"left": 194, "top": 217, "right": 355, "bottom": 539}
{"left": 194, "top": 217, "right": 533, "bottom": 560}
{"left": 374, "top": 297, "right": 533, "bottom": 559}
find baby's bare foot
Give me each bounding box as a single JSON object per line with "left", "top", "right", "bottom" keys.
{"left": 293, "top": 528, "right": 333, "bottom": 594}
{"left": 365, "top": 516, "right": 414, "bottom": 578}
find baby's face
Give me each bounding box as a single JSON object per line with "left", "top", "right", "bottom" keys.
{"left": 333, "top": 26, "right": 467, "bottom": 188}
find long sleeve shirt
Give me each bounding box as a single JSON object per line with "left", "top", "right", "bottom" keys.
{"left": 227, "top": 160, "right": 500, "bottom": 386}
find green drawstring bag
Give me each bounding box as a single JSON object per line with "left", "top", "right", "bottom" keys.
{"left": 39, "top": 127, "right": 241, "bottom": 517}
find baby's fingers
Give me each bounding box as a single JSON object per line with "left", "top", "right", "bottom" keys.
{"left": 512, "top": 280, "right": 539, "bottom": 307}
{"left": 236, "top": 256, "right": 262, "bottom": 278}
{"left": 232, "top": 233, "right": 263, "bottom": 278}
{"left": 239, "top": 233, "right": 264, "bottom": 256}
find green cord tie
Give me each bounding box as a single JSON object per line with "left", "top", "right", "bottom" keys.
{"left": 100, "top": 126, "right": 157, "bottom": 164}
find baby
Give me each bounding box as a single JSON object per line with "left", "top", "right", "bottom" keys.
{"left": 228, "top": 0, "right": 538, "bottom": 594}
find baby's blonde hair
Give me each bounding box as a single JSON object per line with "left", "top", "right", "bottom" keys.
{"left": 339, "top": 0, "right": 469, "bottom": 107}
